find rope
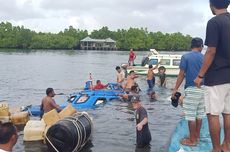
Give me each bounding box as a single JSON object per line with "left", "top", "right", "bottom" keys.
{"left": 44, "top": 112, "right": 92, "bottom": 152}
{"left": 45, "top": 135, "right": 59, "bottom": 152}
{"left": 64, "top": 117, "right": 82, "bottom": 151}
{"left": 77, "top": 119, "right": 87, "bottom": 148}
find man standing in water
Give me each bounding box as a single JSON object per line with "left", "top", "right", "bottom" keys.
{"left": 128, "top": 48, "right": 136, "bottom": 66}
{"left": 146, "top": 62, "right": 160, "bottom": 91}
{"left": 41, "top": 88, "right": 61, "bottom": 116}
{"left": 172, "top": 38, "right": 205, "bottom": 146}
{"left": 194, "top": 0, "right": 230, "bottom": 151}
{"left": 115, "top": 66, "right": 125, "bottom": 87}
{"left": 124, "top": 71, "right": 138, "bottom": 91}
{"left": 131, "top": 96, "right": 151, "bottom": 148}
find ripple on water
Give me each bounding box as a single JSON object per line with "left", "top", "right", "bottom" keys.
{"left": 0, "top": 50, "right": 184, "bottom": 152}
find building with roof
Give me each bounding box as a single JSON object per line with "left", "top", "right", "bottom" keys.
{"left": 80, "top": 36, "right": 117, "bottom": 50}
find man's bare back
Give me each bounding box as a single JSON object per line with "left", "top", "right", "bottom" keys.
{"left": 147, "top": 69, "right": 154, "bottom": 80}
{"left": 41, "top": 96, "right": 60, "bottom": 113}
{"left": 147, "top": 63, "right": 160, "bottom": 80}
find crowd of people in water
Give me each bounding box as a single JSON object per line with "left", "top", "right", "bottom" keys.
{"left": 1, "top": 0, "right": 230, "bottom": 151}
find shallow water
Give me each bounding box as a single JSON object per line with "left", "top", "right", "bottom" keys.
{"left": 0, "top": 50, "right": 185, "bottom": 152}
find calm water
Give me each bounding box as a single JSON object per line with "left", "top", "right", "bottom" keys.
{"left": 0, "top": 50, "right": 185, "bottom": 152}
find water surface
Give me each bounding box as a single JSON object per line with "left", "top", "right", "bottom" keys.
{"left": 0, "top": 50, "right": 184, "bottom": 152}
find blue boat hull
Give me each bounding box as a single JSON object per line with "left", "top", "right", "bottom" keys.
{"left": 26, "top": 84, "right": 124, "bottom": 116}
{"left": 168, "top": 117, "right": 224, "bottom": 152}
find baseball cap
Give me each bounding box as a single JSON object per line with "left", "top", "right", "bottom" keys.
{"left": 210, "top": 0, "right": 230, "bottom": 9}
{"left": 131, "top": 95, "right": 141, "bottom": 103}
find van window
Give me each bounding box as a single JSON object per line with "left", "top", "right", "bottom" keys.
{"left": 160, "top": 59, "right": 170, "bottom": 65}
{"left": 68, "top": 96, "right": 76, "bottom": 103}
{"left": 148, "top": 59, "right": 158, "bottom": 65}
{"left": 76, "top": 94, "right": 89, "bottom": 103}
{"left": 173, "top": 59, "right": 181, "bottom": 66}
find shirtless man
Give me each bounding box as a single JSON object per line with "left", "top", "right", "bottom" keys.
{"left": 41, "top": 88, "right": 61, "bottom": 115}
{"left": 124, "top": 70, "right": 138, "bottom": 91}
{"left": 147, "top": 62, "right": 160, "bottom": 91}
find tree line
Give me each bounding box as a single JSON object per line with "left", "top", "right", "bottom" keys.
{"left": 0, "top": 22, "right": 192, "bottom": 51}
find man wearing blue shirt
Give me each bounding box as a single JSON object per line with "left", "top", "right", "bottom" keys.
{"left": 172, "top": 37, "right": 205, "bottom": 146}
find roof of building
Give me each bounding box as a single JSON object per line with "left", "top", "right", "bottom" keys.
{"left": 81, "top": 36, "right": 116, "bottom": 43}
{"left": 105, "top": 38, "right": 116, "bottom": 43}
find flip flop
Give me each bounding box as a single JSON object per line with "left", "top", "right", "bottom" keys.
{"left": 180, "top": 138, "right": 197, "bottom": 146}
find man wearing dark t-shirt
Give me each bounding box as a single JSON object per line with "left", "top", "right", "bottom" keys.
{"left": 131, "top": 96, "right": 151, "bottom": 148}
{"left": 194, "top": 0, "right": 230, "bottom": 152}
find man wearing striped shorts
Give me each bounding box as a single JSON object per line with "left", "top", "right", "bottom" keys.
{"left": 172, "top": 37, "right": 205, "bottom": 146}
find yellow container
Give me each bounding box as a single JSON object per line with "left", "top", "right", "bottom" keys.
{"left": 10, "top": 111, "right": 29, "bottom": 125}
{"left": 23, "top": 120, "right": 46, "bottom": 141}
{"left": 58, "top": 104, "right": 77, "bottom": 119}
{"left": 0, "top": 102, "right": 10, "bottom": 116}
{"left": 0, "top": 116, "right": 10, "bottom": 123}
{"left": 42, "top": 109, "right": 60, "bottom": 126}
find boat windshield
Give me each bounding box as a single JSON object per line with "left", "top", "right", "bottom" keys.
{"left": 160, "top": 59, "right": 171, "bottom": 66}
{"left": 173, "top": 59, "right": 181, "bottom": 66}
{"left": 76, "top": 94, "right": 89, "bottom": 103}
{"left": 95, "top": 99, "right": 106, "bottom": 105}
{"left": 68, "top": 96, "right": 76, "bottom": 103}
{"left": 148, "top": 59, "right": 158, "bottom": 65}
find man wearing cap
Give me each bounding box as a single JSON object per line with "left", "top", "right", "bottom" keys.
{"left": 41, "top": 88, "right": 61, "bottom": 117}
{"left": 131, "top": 96, "right": 151, "bottom": 148}
{"left": 194, "top": 0, "right": 230, "bottom": 151}
{"left": 172, "top": 37, "right": 205, "bottom": 146}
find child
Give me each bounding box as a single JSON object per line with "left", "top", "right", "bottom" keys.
{"left": 158, "top": 66, "right": 166, "bottom": 87}
{"left": 147, "top": 63, "right": 160, "bottom": 91}
{"left": 131, "top": 96, "right": 151, "bottom": 148}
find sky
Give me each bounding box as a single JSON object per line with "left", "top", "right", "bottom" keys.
{"left": 0, "top": 0, "right": 229, "bottom": 39}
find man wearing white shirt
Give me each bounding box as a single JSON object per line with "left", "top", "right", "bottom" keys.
{"left": 116, "top": 66, "right": 125, "bottom": 87}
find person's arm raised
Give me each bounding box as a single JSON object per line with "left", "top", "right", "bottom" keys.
{"left": 153, "top": 61, "right": 161, "bottom": 70}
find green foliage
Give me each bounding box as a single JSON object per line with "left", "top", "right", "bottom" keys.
{"left": 0, "top": 22, "right": 192, "bottom": 51}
